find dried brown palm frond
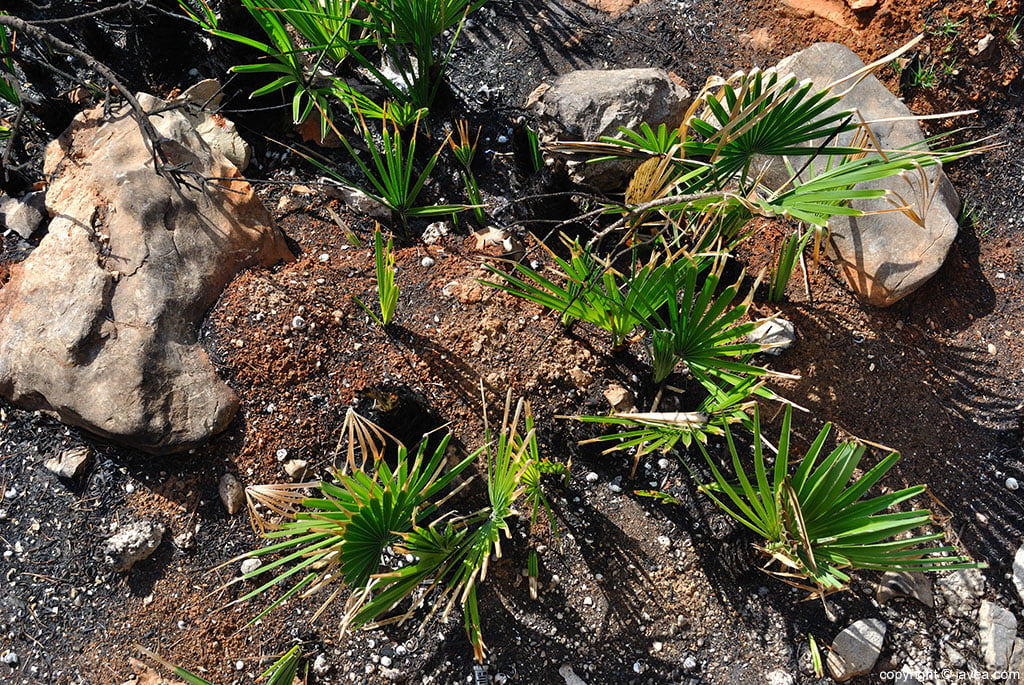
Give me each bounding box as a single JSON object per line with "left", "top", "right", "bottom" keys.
{"left": 244, "top": 482, "right": 319, "bottom": 534}
{"left": 332, "top": 406, "right": 402, "bottom": 472}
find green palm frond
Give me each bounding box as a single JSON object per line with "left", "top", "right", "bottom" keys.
{"left": 695, "top": 405, "right": 983, "bottom": 596}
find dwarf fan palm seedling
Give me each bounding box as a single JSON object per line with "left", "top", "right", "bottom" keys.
{"left": 569, "top": 374, "right": 762, "bottom": 475}
{"left": 768, "top": 228, "right": 814, "bottom": 302}
{"left": 354, "top": 0, "right": 489, "bottom": 107}
{"left": 228, "top": 426, "right": 480, "bottom": 625}
{"left": 695, "top": 405, "right": 982, "bottom": 597}
{"left": 177, "top": 0, "right": 360, "bottom": 132}
{"left": 633, "top": 256, "right": 770, "bottom": 385}
{"left": 305, "top": 114, "right": 467, "bottom": 229}
{"left": 230, "top": 396, "right": 553, "bottom": 663}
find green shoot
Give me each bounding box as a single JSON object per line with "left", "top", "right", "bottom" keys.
{"left": 353, "top": 225, "right": 400, "bottom": 326}
{"left": 768, "top": 228, "right": 814, "bottom": 303}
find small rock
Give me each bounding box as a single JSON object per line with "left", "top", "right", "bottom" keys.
{"left": 329, "top": 186, "right": 390, "bottom": 218}
{"left": 652, "top": 641, "right": 663, "bottom": 653}
{"left": 603, "top": 383, "right": 636, "bottom": 412}
{"left": 312, "top": 654, "right": 330, "bottom": 676}
{"left": 0, "top": 191, "right": 46, "bottom": 240}
{"left": 276, "top": 448, "right": 288, "bottom": 461}
{"left": 1007, "top": 477, "right": 1019, "bottom": 491}
{"left": 43, "top": 445, "right": 93, "bottom": 479}
{"left": 608, "top": 482, "right": 622, "bottom": 493}
{"left": 988, "top": 343, "right": 998, "bottom": 355}
{"left": 291, "top": 315, "right": 307, "bottom": 330}
{"left": 657, "top": 535, "right": 671, "bottom": 547}
{"left": 422, "top": 221, "right": 449, "bottom": 245}
{"left": 380, "top": 656, "right": 392, "bottom": 668}
{"left": 102, "top": 520, "right": 165, "bottom": 571}
{"left": 979, "top": 600, "right": 1017, "bottom": 672}
{"left": 683, "top": 656, "right": 697, "bottom": 670}
{"left": 972, "top": 33, "right": 995, "bottom": 57}
{"left": 172, "top": 526, "right": 196, "bottom": 550}
{"left": 585, "top": 472, "right": 599, "bottom": 483}
{"left": 558, "top": 665, "right": 588, "bottom": 685}
{"left": 747, "top": 318, "right": 796, "bottom": 355}
{"left": 2, "top": 651, "right": 18, "bottom": 665}
{"left": 827, "top": 618, "right": 886, "bottom": 681}
{"left": 765, "top": 669, "right": 796, "bottom": 685}
{"left": 568, "top": 367, "right": 593, "bottom": 388}
{"left": 218, "top": 473, "right": 245, "bottom": 515}
{"left": 938, "top": 567, "right": 986, "bottom": 619}
{"left": 875, "top": 571, "right": 934, "bottom": 608}
{"left": 583, "top": 596, "right": 593, "bottom": 606}
{"left": 240, "top": 558, "right": 261, "bottom": 576}
{"left": 283, "top": 459, "right": 311, "bottom": 481}
{"left": 421, "top": 256, "right": 435, "bottom": 268}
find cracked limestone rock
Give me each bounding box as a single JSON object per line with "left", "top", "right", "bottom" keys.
{"left": 0, "top": 93, "right": 293, "bottom": 454}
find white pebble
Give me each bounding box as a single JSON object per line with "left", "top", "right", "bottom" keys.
{"left": 2, "top": 652, "right": 18, "bottom": 665}
{"left": 421, "top": 256, "right": 435, "bottom": 268}
{"left": 633, "top": 661, "right": 642, "bottom": 673}
{"left": 291, "top": 315, "right": 307, "bottom": 330}
{"left": 276, "top": 448, "right": 288, "bottom": 461}
{"left": 125, "top": 483, "right": 135, "bottom": 494}
{"left": 240, "top": 558, "right": 262, "bottom": 575}
{"left": 684, "top": 656, "right": 697, "bottom": 669}
{"left": 988, "top": 343, "right": 997, "bottom": 355}
{"left": 380, "top": 656, "right": 392, "bottom": 667}
{"left": 652, "top": 641, "right": 663, "bottom": 653}
{"left": 657, "top": 458, "right": 670, "bottom": 469}
{"left": 657, "top": 535, "right": 671, "bottom": 547}
{"left": 585, "top": 472, "right": 598, "bottom": 483}
{"left": 1007, "top": 477, "right": 1019, "bottom": 491}
{"left": 235, "top": 660, "right": 244, "bottom": 671}
{"left": 608, "top": 483, "right": 622, "bottom": 493}
{"left": 319, "top": 253, "right": 330, "bottom": 262}
{"left": 976, "top": 512, "right": 989, "bottom": 525}
{"left": 497, "top": 134, "right": 509, "bottom": 144}
{"left": 583, "top": 596, "right": 593, "bottom": 606}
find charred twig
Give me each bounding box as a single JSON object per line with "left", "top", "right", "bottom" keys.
{"left": 27, "top": 1, "right": 143, "bottom": 25}
{"left": 0, "top": 12, "right": 173, "bottom": 184}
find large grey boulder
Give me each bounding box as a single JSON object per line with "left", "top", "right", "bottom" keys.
{"left": 527, "top": 68, "right": 691, "bottom": 191}
{"left": 771, "top": 43, "right": 961, "bottom": 307}
{"left": 0, "top": 94, "right": 293, "bottom": 454}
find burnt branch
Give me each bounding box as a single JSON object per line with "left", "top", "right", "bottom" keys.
{"left": 0, "top": 11, "right": 175, "bottom": 185}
